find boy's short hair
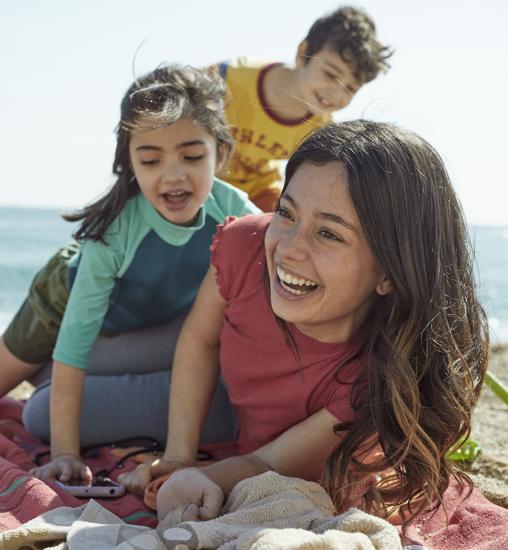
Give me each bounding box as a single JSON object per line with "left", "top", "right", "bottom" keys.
{"left": 304, "top": 6, "right": 393, "bottom": 83}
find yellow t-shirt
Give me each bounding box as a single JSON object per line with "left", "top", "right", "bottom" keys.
{"left": 217, "top": 58, "right": 329, "bottom": 199}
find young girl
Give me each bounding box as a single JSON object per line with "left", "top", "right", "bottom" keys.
{"left": 0, "top": 65, "right": 258, "bottom": 483}
{"left": 123, "top": 120, "right": 488, "bottom": 529}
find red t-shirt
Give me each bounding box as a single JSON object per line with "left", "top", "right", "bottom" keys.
{"left": 211, "top": 214, "right": 364, "bottom": 454}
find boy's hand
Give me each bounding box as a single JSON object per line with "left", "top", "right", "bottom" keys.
{"left": 156, "top": 468, "right": 224, "bottom": 523}
{"left": 118, "top": 457, "right": 188, "bottom": 495}
{"left": 29, "top": 453, "right": 92, "bottom": 483}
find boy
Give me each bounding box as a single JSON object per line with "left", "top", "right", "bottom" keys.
{"left": 216, "top": 6, "right": 392, "bottom": 211}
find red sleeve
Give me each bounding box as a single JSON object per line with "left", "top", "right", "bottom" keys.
{"left": 210, "top": 213, "right": 272, "bottom": 302}
{"left": 325, "top": 391, "right": 357, "bottom": 424}
{"left": 325, "top": 357, "right": 365, "bottom": 423}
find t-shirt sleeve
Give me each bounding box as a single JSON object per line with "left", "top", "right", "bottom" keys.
{"left": 325, "top": 359, "right": 364, "bottom": 423}
{"left": 325, "top": 388, "right": 357, "bottom": 424}
{"left": 52, "top": 237, "right": 121, "bottom": 369}
{"left": 210, "top": 214, "right": 271, "bottom": 302}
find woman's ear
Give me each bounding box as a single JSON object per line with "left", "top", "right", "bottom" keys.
{"left": 296, "top": 41, "right": 309, "bottom": 68}
{"left": 376, "top": 275, "right": 392, "bottom": 296}
{"left": 215, "top": 143, "right": 229, "bottom": 174}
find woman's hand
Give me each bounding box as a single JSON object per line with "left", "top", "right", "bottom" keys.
{"left": 156, "top": 468, "right": 224, "bottom": 523}
{"left": 118, "top": 457, "right": 189, "bottom": 495}
{"left": 29, "top": 453, "right": 92, "bottom": 483}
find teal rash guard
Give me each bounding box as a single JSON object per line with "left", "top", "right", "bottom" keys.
{"left": 52, "top": 178, "right": 259, "bottom": 370}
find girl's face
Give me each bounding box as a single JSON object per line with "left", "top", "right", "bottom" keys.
{"left": 129, "top": 117, "right": 225, "bottom": 226}
{"left": 265, "top": 161, "right": 391, "bottom": 343}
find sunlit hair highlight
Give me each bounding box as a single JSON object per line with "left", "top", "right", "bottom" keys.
{"left": 65, "top": 64, "right": 234, "bottom": 241}
{"left": 282, "top": 121, "right": 489, "bottom": 530}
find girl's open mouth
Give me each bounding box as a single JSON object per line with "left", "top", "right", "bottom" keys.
{"left": 161, "top": 190, "right": 192, "bottom": 210}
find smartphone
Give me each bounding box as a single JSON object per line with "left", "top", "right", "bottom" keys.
{"left": 55, "top": 476, "right": 125, "bottom": 498}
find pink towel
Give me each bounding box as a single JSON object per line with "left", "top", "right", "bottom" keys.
{"left": 0, "top": 397, "right": 156, "bottom": 530}
{"left": 1, "top": 396, "right": 507, "bottom": 549}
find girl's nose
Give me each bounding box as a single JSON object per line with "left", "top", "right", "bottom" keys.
{"left": 162, "top": 163, "right": 186, "bottom": 184}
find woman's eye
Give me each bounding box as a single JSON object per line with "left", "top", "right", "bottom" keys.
{"left": 319, "top": 229, "right": 341, "bottom": 242}
{"left": 276, "top": 207, "right": 292, "bottom": 220}
{"left": 140, "top": 159, "right": 159, "bottom": 166}
{"left": 184, "top": 155, "right": 205, "bottom": 162}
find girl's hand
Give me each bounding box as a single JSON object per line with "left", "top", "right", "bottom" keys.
{"left": 118, "top": 457, "right": 189, "bottom": 495}
{"left": 156, "top": 468, "right": 224, "bottom": 523}
{"left": 29, "top": 453, "right": 92, "bottom": 483}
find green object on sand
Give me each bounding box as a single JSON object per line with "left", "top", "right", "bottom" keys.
{"left": 446, "top": 371, "right": 508, "bottom": 464}
{"left": 446, "top": 437, "right": 480, "bottom": 463}
{"left": 484, "top": 371, "right": 508, "bottom": 405}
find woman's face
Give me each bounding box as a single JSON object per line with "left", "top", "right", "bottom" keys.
{"left": 265, "top": 161, "right": 391, "bottom": 343}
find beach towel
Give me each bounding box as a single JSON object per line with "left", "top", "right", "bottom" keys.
{"left": 0, "top": 473, "right": 402, "bottom": 550}
{"left": 1, "top": 395, "right": 508, "bottom": 549}
{"left": 0, "top": 396, "right": 157, "bottom": 531}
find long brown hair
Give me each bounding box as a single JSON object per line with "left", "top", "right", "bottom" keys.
{"left": 282, "top": 121, "right": 489, "bottom": 528}
{"left": 65, "top": 64, "right": 234, "bottom": 242}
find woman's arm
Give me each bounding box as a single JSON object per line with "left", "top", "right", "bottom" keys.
{"left": 119, "top": 265, "right": 227, "bottom": 493}
{"left": 157, "top": 408, "right": 343, "bottom": 521}
{"left": 165, "top": 264, "right": 227, "bottom": 462}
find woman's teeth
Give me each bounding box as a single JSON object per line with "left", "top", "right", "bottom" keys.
{"left": 276, "top": 266, "right": 318, "bottom": 295}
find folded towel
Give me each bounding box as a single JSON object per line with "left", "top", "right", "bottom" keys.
{"left": 158, "top": 471, "right": 401, "bottom": 549}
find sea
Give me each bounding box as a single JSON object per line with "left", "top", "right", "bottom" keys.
{"left": 0, "top": 206, "right": 507, "bottom": 344}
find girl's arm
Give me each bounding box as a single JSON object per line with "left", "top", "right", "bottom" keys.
{"left": 29, "top": 361, "right": 92, "bottom": 482}
{"left": 157, "top": 407, "right": 344, "bottom": 521}
{"left": 119, "top": 265, "right": 227, "bottom": 493}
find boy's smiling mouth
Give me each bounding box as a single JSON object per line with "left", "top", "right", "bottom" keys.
{"left": 314, "top": 92, "right": 334, "bottom": 109}
{"left": 276, "top": 265, "right": 319, "bottom": 296}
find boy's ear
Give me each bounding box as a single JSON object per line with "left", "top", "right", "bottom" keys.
{"left": 215, "top": 143, "right": 229, "bottom": 174}
{"left": 296, "top": 41, "right": 309, "bottom": 68}
{"left": 376, "top": 274, "right": 392, "bottom": 296}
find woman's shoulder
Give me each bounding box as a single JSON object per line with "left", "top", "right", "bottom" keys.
{"left": 211, "top": 213, "right": 272, "bottom": 301}
{"left": 213, "top": 212, "right": 272, "bottom": 252}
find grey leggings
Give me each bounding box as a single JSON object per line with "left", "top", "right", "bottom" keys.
{"left": 22, "top": 312, "right": 236, "bottom": 448}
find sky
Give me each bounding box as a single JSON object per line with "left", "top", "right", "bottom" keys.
{"left": 1, "top": 0, "right": 507, "bottom": 225}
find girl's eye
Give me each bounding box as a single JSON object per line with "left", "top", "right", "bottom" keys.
{"left": 140, "top": 159, "right": 159, "bottom": 166}
{"left": 324, "top": 71, "right": 336, "bottom": 81}
{"left": 184, "top": 155, "right": 205, "bottom": 161}
{"left": 318, "top": 228, "right": 342, "bottom": 242}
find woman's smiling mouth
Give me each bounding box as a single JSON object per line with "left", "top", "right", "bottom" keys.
{"left": 276, "top": 265, "right": 319, "bottom": 296}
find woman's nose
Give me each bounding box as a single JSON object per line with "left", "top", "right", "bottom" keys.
{"left": 277, "top": 227, "right": 309, "bottom": 262}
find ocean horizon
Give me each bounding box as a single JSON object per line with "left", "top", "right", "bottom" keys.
{"left": 1, "top": 205, "right": 507, "bottom": 344}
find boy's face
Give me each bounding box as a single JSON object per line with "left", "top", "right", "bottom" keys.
{"left": 294, "top": 41, "right": 362, "bottom": 115}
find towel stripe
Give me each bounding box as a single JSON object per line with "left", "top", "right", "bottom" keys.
{"left": 121, "top": 510, "right": 157, "bottom": 523}
{"left": 0, "top": 476, "right": 30, "bottom": 497}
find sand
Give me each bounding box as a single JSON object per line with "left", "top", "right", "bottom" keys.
{"left": 466, "top": 344, "right": 508, "bottom": 507}
{"left": 7, "top": 345, "right": 508, "bottom": 508}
